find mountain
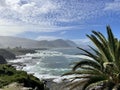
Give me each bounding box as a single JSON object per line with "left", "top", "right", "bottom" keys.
{"left": 0, "top": 36, "right": 39, "bottom": 48}
{"left": 38, "top": 39, "right": 78, "bottom": 48}
{"left": 0, "top": 36, "right": 77, "bottom": 48}
{"left": 66, "top": 40, "right": 77, "bottom": 47}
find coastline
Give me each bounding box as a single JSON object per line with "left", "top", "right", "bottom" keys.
{"left": 45, "top": 78, "right": 82, "bottom": 90}
{"left": 7, "top": 48, "right": 81, "bottom": 90}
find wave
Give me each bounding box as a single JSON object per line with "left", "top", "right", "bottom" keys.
{"left": 25, "top": 50, "right": 63, "bottom": 57}
{"left": 64, "top": 54, "right": 93, "bottom": 59}
{"left": 9, "top": 49, "right": 92, "bottom": 80}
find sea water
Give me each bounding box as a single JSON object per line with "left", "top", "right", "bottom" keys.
{"left": 9, "top": 48, "right": 89, "bottom": 79}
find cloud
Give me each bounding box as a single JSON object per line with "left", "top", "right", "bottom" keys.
{"left": 0, "top": 25, "right": 26, "bottom": 36}
{"left": 36, "top": 36, "right": 62, "bottom": 41}
{"left": 104, "top": 2, "right": 120, "bottom": 11}
{"left": 0, "top": 24, "right": 78, "bottom": 36}
{"left": 60, "top": 31, "right": 67, "bottom": 35}
{"left": 0, "top": 0, "right": 109, "bottom": 26}
{"left": 104, "top": 0, "right": 120, "bottom": 11}
{"left": 73, "top": 38, "right": 91, "bottom": 45}
{"left": 0, "top": 0, "right": 58, "bottom": 25}
{"left": 0, "top": 0, "right": 119, "bottom": 36}
{"left": 0, "top": 0, "right": 6, "bottom": 7}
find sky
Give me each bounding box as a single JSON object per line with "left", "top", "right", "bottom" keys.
{"left": 0, "top": 0, "right": 120, "bottom": 44}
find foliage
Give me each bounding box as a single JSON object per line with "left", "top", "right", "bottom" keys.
{"left": 65, "top": 26, "right": 120, "bottom": 90}
{"left": 0, "top": 64, "right": 44, "bottom": 90}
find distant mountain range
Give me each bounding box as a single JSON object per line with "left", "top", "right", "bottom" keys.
{"left": 0, "top": 36, "right": 77, "bottom": 48}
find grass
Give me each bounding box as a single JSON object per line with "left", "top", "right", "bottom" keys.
{"left": 0, "top": 64, "right": 44, "bottom": 90}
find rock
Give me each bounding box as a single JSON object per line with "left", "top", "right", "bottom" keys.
{"left": 1, "top": 82, "right": 32, "bottom": 90}
{"left": 8, "top": 48, "right": 36, "bottom": 56}
{"left": 0, "top": 55, "right": 7, "bottom": 64}
{"left": 0, "top": 49, "right": 16, "bottom": 60}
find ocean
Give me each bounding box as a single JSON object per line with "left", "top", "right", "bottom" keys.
{"left": 9, "top": 48, "right": 88, "bottom": 79}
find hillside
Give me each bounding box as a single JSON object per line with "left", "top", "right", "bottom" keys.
{"left": 0, "top": 49, "right": 16, "bottom": 59}
{"left": 0, "top": 36, "right": 77, "bottom": 48}
{"left": 0, "top": 36, "right": 39, "bottom": 48}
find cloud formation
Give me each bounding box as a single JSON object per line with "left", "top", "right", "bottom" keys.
{"left": 0, "top": 0, "right": 58, "bottom": 25}
{"left": 104, "top": 1, "right": 120, "bottom": 11}
{"left": 0, "top": 0, "right": 119, "bottom": 36}
{"left": 0, "top": 0, "right": 114, "bottom": 25}
{"left": 36, "top": 36, "right": 62, "bottom": 41}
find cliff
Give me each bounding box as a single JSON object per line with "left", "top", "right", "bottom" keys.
{"left": 0, "top": 55, "right": 7, "bottom": 64}
{"left": 0, "top": 49, "right": 16, "bottom": 59}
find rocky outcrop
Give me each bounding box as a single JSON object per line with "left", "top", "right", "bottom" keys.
{"left": 8, "top": 48, "right": 36, "bottom": 56}
{"left": 0, "top": 49, "right": 16, "bottom": 60}
{"left": 0, "top": 55, "right": 7, "bottom": 64}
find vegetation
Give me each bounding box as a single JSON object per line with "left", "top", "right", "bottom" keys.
{"left": 65, "top": 26, "right": 120, "bottom": 90}
{"left": 0, "top": 64, "right": 45, "bottom": 90}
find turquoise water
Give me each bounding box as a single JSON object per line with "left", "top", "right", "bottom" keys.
{"left": 10, "top": 48, "right": 84, "bottom": 79}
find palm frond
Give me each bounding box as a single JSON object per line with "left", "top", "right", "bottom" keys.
{"left": 107, "top": 26, "right": 116, "bottom": 55}
{"left": 92, "top": 31, "right": 107, "bottom": 46}
{"left": 72, "top": 59, "right": 101, "bottom": 71}
{"left": 77, "top": 47, "right": 101, "bottom": 63}
{"left": 63, "top": 69, "right": 102, "bottom": 76}
{"left": 82, "top": 75, "right": 107, "bottom": 90}
{"left": 69, "top": 80, "right": 87, "bottom": 90}
{"left": 87, "top": 34, "right": 113, "bottom": 62}
{"left": 65, "top": 79, "right": 88, "bottom": 90}
{"left": 65, "top": 26, "right": 120, "bottom": 90}
{"left": 85, "top": 80, "right": 109, "bottom": 90}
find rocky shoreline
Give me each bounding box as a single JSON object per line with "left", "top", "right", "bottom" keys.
{"left": 7, "top": 61, "right": 81, "bottom": 90}
{"left": 5, "top": 48, "right": 82, "bottom": 90}
{"left": 44, "top": 78, "right": 82, "bottom": 90}
{"left": 45, "top": 79, "right": 69, "bottom": 90}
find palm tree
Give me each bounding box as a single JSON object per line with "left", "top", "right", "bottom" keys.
{"left": 64, "top": 26, "right": 120, "bottom": 90}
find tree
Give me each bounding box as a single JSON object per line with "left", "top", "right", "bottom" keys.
{"left": 65, "top": 26, "right": 120, "bottom": 90}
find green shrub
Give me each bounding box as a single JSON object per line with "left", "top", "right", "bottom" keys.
{"left": 0, "top": 64, "right": 44, "bottom": 90}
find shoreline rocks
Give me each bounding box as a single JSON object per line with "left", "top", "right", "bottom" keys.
{"left": 45, "top": 78, "right": 81, "bottom": 90}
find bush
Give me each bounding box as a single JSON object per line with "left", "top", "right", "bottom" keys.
{"left": 0, "top": 64, "right": 44, "bottom": 90}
